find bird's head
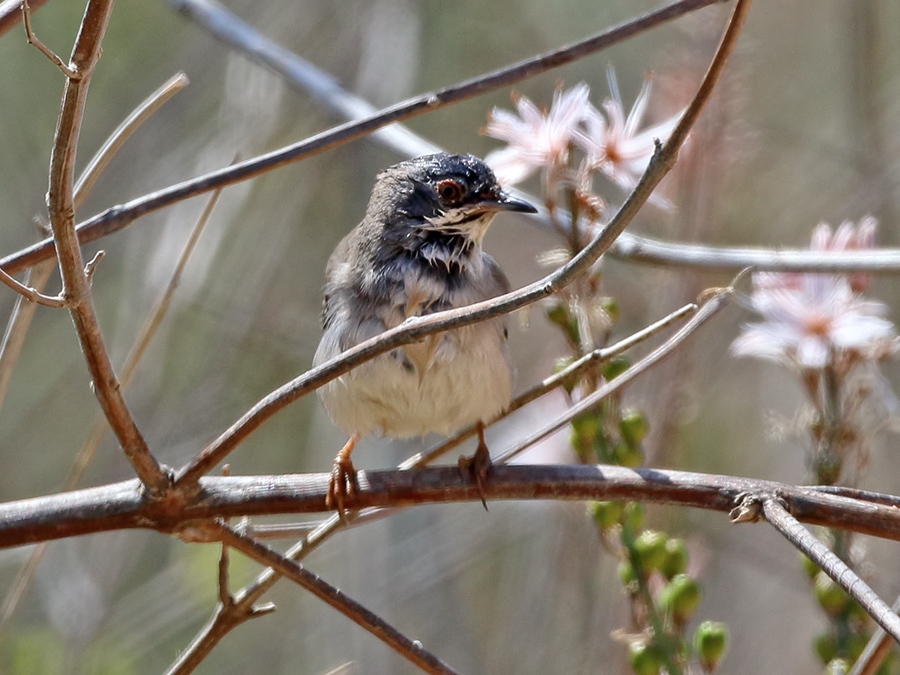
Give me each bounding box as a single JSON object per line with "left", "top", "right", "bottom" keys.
{"left": 369, "top": 153, "right": 536, "bottom": 270}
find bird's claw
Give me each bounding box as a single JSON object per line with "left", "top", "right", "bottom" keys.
{"left": 459, "top": 440, "right": 491, "bottom": 511}
{"left": 326, "top": 453, "right": 358, "bottom": 520}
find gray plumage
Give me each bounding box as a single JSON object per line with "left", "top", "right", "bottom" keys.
{"left": 314, "top": 153, "right": 535, "bottom": 439}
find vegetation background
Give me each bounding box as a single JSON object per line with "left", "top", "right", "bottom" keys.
{"left": 0, "top": 0, "right": 899, "bottom": 672}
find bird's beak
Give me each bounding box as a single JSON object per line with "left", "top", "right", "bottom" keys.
{"left": 473, "top": 191, "right": 538, "bottom": 215}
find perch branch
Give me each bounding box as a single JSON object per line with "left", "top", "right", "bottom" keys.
{"left": 3, "top": 468, "right": 900, "bottom": 549}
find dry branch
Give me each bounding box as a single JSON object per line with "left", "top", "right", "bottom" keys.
{"left": 4, "top": 467, "right": 900, "bottom": 550}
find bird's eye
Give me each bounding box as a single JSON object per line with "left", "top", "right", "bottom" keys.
{"left": 437, "top": 180, "right": 463, "bottom": 204}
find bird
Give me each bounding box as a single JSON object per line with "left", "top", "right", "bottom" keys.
{"left": 313, "top": 153, "right": 536, "bottom": 515}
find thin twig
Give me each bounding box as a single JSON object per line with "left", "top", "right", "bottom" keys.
{"left": 174, "top": 0, "right": 749, "bottom": 488}
{"left": 497, "top": 290, "right": 729, "bottom": 464}
{"left": 0, "top": 72, "right": 191, "bottom": 636}
{"left": 168, "top": 0, "right": 900, "bottom": 279}
{"left": 214, "top": 521, "right": 460, "bottom": 675}
{"left": 20, "top": 0, "right": 78, "bottom": 78}
{"left": 0, "top": 266, "right": 65, "bottom": 306}
{"left": 609, "top": 231, "right": 900, "bottom": 274}
{"left": 45, "top": 0, "right": 170, "bottom": 493}
{"left": 759, "top": 498, "right": 900, "bottom": 646}
{"left": 402, "top": 302, "right": 697, "bottom": 469}
{"left": 0, "top": 0, "right": 726, "bottom": 277}
{"left": 848, "top": 595, "right": 900, "bottom": 675}
{"left": 74, "top": 72, "right": 189, "bottom": 205}
{"left": 0, "top": 0, "right": 43, "bottom": 36}
{"left": 0, "top": 260, "right": 54, "bottom": 412}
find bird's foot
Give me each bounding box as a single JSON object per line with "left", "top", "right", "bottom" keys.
{"left": 326, "top": 434, "right": 360, "bottom": 520}
{"left": 458, "top": 424, "right": 491, "bottom": 511}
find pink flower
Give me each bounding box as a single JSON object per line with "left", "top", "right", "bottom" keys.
{"left": 574, "top": 72, "right": 684, "bottom": 194}
{"left": 732, "top": 272, "right": 894, "bottom": 369}
{"left": 484, "top": 84, "right": 591, "bottom": 186}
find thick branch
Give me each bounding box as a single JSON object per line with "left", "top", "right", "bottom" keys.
{"left": 5, "top": 467, "right": 900, "bottom": 549}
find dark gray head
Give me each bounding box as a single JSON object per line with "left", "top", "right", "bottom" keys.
{"left": 366, "top": 153, "right": 536, "bottom": 270}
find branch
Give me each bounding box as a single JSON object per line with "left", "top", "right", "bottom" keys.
{"left": 0, "top": 267, "right": 65, "bottom": 307}
{"left": 169, "top": 0, "right": 900, "bottom": 279}
{"left": 497, "top": 288, "right": 729, "bottom": 464}
{"left": 5, "top": 467, "right": 900, "bottom": 549}
{"left": 0, "top": 0, "right": 725, "bottom": 277}
{"left": 20, "top": 0, "right": 78, "bottom": 78}
{"left": 45, "top": 0, "right": 170, "bottom": 493}
{"left": 214, "top": 522, "right": 460, "bottom": 675}
{"left": 402, "top": 301, "right": 697, "bottom": 469}
{"left": 609, "top": 231, "right": 900, "bottom": 273}
{"left": 758, "top": 498, "right": 900, "bottom": 647}
{"left": 848, "top": 595, "right": 900, "bottom": 675}
{"left": 0, "top": 0, "right": 45, "bottom": 36}
{"left": 173, "top": 0, "right": 751, "bottom": 488}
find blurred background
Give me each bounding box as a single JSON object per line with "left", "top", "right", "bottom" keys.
{"left": 0, "top": 0, "right": 899, "bottom": 672}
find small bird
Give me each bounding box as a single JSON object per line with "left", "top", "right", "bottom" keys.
{"left": 314, "top": 153, "right": 536, "bottom": 514}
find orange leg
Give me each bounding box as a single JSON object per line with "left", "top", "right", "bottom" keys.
{"left": 326, "top": 432, "right": 361, "bottom": 519}
{"left": 458, "top": 421, "right": 491, "bottom": 511}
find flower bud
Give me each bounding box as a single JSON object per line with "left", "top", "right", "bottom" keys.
{"left": 658, "top": 574, "right": 701, "bottom": 623}
{"left": 628, "top": 641, "right": 663, "bottom": 675}
{"left": 661, "top": 538, "right": 689, "bottom": 580}
{"left": 589, "top": 500, "right": 624, "bottom": 530}
{"left": 693, "top": 621, "right": 728, "bottom": 672}
{"left": 604, "top": 356, "right": 630, "bottom": 381}
{"left": 634, "top": 530, "right": 668, "bottom": 572}
{"left": 620, "top": 409, "right": 648, "bottom": 445}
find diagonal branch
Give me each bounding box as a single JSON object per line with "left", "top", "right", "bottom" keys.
{"left": 45, "top": 0, "right": 171, "bottom": 493}
{"left": 171, "top": 0, "right": 900, "bottom": 279}
{"left": 0, "top": 0, "right": 726, "bottom": 277}
{"left": 759, "top": 498, "right": 900, "bottom": 646}
{"left": 847, "top": 595, "right": 900, "bottom": 675}
{"left": 402, "top": 301, "right": 698, "bottom": 469}
{"left": 174, "top": 0, "right": 752, "bottom": 488}
{"left": 211, "top": 522, "right": 460, "bottom": 675}
{"left": 496, "top": 289, "right": 730, "bottom": 464}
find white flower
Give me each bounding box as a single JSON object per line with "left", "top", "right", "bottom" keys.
{"left": 484, "top": 83, "right": 591, "bottom": 186}
{"left": 811, "top": 216, "right": 878, "bottom": 293}
{"left": 732, "top": 273, "right": 894, "bottom": 369}
{"left": 574, "top": 71, "right": 684, "bottom": 194}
